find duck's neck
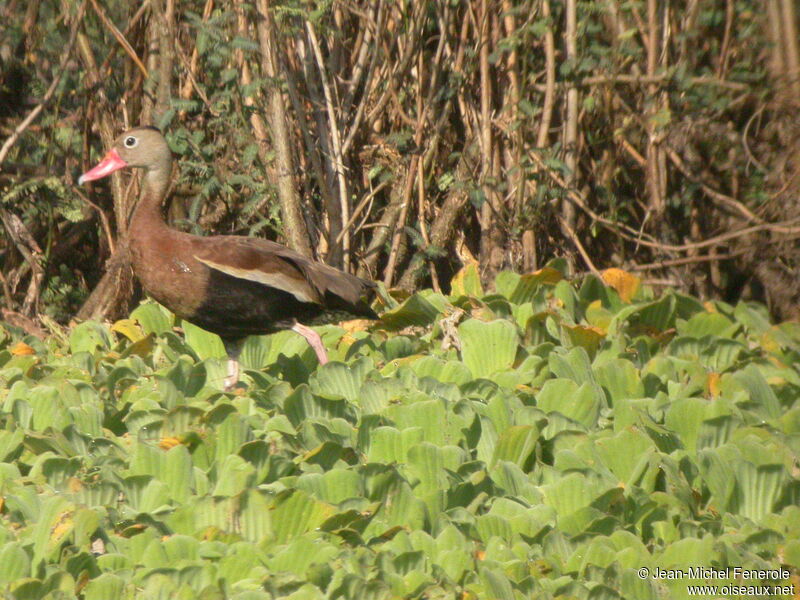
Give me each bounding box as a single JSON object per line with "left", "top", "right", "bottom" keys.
{"left": 130, "top": 167, "right": 171, "bottom": 234}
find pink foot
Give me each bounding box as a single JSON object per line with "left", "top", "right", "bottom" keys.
{"left": 224, "top": 358, "right": 240, "bottom": 390}
{"left": 291, "top": 322, "right": 329, "bottom": 365}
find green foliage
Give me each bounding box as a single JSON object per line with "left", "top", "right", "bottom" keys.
{"left": 0, "top": 271, "right": 798, "bottom": 598}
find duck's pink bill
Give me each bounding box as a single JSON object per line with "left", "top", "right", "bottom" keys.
{"left": 78, "top": 148, "right": 128, "bottom": 184}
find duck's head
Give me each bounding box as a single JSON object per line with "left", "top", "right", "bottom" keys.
{"left": 79, "top": 126, "right": 171, "bottom": 184}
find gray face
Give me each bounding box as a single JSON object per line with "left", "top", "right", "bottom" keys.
{"left": 79, "top": 127, "right": 172, "bottom": 184}
{"left": 112, "top": 127, "right": 171, "bottom": 170}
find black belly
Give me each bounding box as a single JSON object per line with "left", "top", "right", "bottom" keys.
{"left": 187, "top": 268, "right": 325, "bottom": 341}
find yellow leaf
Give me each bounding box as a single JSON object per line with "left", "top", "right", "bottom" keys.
{"left": 339, "top": 333, "right": 358, "bottom": 347}
{"left": 585, "top": 299, "right": 612, "bottom": 332}
{"left": 706, "top": 372, "right": 721, "bottom": 398}
{"left": 340, "top": 319, "right": 372, "bottom": 333}
{"left": 75, "top": 570, "right": 91, "bottom": 593}
{"left": 470, "top": 305, "right": 497, "bottom": 322}
{"left": 120, "top": 524, "right": 147, "bottom": 537}
{"left": 703, "top": 301, "right": 718, "bottom": 313}
{"left": 112, "top": 318, "right": 144, "bottom": 342}
{"left": 528, "top": 266, "right": 563, "bottom": 285}
{"left": 124, "top": 334, "right": 155, "bottom": 358}
{"left": 10, "top": 341, "right": 35, "bottom": 356}
{"left": 760, "top": 330, "right": 782, "bottom": 355}
{"left": 159, "top": 437, "right": 181, "bottom": 450}
{"left": 601, "top": 268, "right": 641, "bottom": 303}
{"left": 451, "top": 261, "right": 483, "bottom": 297}
{"left": 563, "top": 324, "right": 605, "bottom": 356}
{"left": 51, "top": 511, "right": 74, "bottom": 544}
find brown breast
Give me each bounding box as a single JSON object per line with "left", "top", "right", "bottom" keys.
{"left": 129, "top": 231, "right": 208, "bottom": 320}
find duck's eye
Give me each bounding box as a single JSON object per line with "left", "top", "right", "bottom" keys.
{"left": 124, "top": 136, "right": 138, "bottom": 148}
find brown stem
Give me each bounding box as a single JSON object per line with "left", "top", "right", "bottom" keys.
{"left": 152, "top": 0, "right": 175, "bottom": 124}
{"left": 629, "top": 249, "right": 749, "bottom": 272}
{"left": 306, "top": 20, "right": 351, "bottom": 268}
{"left": 179, "top": 0, "right": 213, "bottom": 104}
{"left": 383, "top": 156, "right": 419, "bottom": 287}
{"left": 0, "top": 208, "right": 44, "bottom": 316}
{"left": 716, "top": 0, "right": 735, "bottom": 78}
{"left": 0, "top": 0, "right": 87, "bottom": 165}
{"left": 88, "top": 0, "right": 148, "bottom": 79}
{"left": 562, "top": 0, "right": 578, "bottom": 231}
{"left": 477, "top": 0, "right": 504, "bottom": 281}
{"left": 397, "top": 149, "right": 475, "bottom": 290}
{"left": 254, "top": 0, "right": 313, "bottom": 257}
{"left": 645, "top": 0, "right": 665, "bottom": 219}
{"left": 559, "top": 217, "right": 600, "bottom": 277}
{"left": 780, "top": 0, "right": 800, "bottom": 98}
{"left": 75, "top": 189, "right": 116, "bottom": 253}
{"left": 295, "top": 36, "right": 342, "bottom": 261}
{"left": 76, "top": 242, "right": 136, "bottom": 322}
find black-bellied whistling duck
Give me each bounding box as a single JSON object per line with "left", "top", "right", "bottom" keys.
{"left": 79, "top": 126, "right": 377, "bottom": 388}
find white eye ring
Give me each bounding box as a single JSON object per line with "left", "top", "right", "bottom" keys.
{"left": 124, "top": 136, "right": 138, "bottom": 148}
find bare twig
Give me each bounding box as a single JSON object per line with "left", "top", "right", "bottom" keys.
{"left": 88, "top": 0, "right": 148, "bottom": 79}
{"left": 629, "top": 249, "right": 749, "bottom": 271}
{"left": 537, "top": 0, "right": 556, "bottom": 148}
{"left": 559, "top": 217, "right": 601, "bottom": 277}
{"left": 74, "top": 188, "right": 116, "bottom": 253}
{"left": 0, "top": 270, "right": 13, "bottom": 309}
{"left": 335, "top": 180, "right": 389, "bottom": 246}
{"left": 253, "top": 0, "right": 313, "bottom": 257}
{"left": 528, "top": 148, "right": 800, "bottom": 253}
{"left": 664, "top": 147, "right": 762, "bottom": 224}
{"left": 383, "top": 156, "right": 419, "bottom": 287}
{"left": 0, "top": 0, "right": 87, "bottom": 166}
{"left": 562, "top": 0, "right": 578, "bottom": 230}
{"left": 97, "top": 0, "right": 151, "bottom": 77}
{"left": 0, "top": 208, "right": 44, "bottom": 315}
{"left": 306, "top": 20, "right": 351, "bottom": 268}
{"left": 178, "top": 0, "right": 213, "bottom": 105}
{"left": 716, "top": 0, "right": 735, "bottom": 78}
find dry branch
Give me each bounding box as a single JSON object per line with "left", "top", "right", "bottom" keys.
{"left": 255, "top": 0, "right": 312, "bottom": 257}
{"left": 0, "top": 0, "right": 86, "bottom": 166}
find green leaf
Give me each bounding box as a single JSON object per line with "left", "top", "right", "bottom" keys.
{"left": 665, "top": 398, "right": 712, "bottom": 454}
{"left": 478, "top": 567, "right": 515, "bottom": 600}
{"left": 0, "top": 542, "right": 30, "bottom": 583}
{"left": 733, "top": 462, "right": 785, "bottom": 522}
{"left": 366, "top": 426, "right": 424, "bottom": 463}
{"left": 595, "top": 429, "right": 656, "bottom": 486}
{"left": 312, "top": 358, "right": 372, "bottom": 401}
{"left": 271, "top": 490, "right": 334, "bottom": 544}
{"left": 450, "top": 262, "right": 483, "bottom": 297}
{"left": 459, "top": 318, "right": 519, "bottom": 377}
{"left": 677, "top": 312, "right": 736, "bottom": 338}
{"left": 132, "top": 301, "right": 175, "bottom": 335}
{"left": 537, "top": 379, "right": 601, "bottom": 428}
{"left": 411, "top": 356, "right": 473, "bottom": 385}
{"left": 212, "top": 454, "right": 255, "bottom": 497}
{"left": 69, "top": 321, "right": 112, "bottom": 354}
{"left": 594, "top": 359, "right": 644, "bottom": 402}
{"left": 732, "top": 364, "right": 781, "bottom": 419}
{"left": 491, "top": 425, "right": 538, "bottom": 467}
{"left": 182, "top": 320, "right": 226, "bottom": 360}
{"left": 380, "top": 292, "right": 446, "bottom": 329}
{"left": 83, "top": 574, "right": 127, "bottom": 600}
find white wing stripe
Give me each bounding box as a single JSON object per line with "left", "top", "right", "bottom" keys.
{"left": 194, "top": 256, "right": 316, "bottom": 304}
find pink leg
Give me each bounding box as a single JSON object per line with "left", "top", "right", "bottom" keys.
{"left": 224, "top": 358, "right": 240, "bottom": 390}
{"left": 222, "top": 339, "right": 242, "bottom": 390}
{"left": 291, "top": 322, "right": 329, "bottom": 365}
